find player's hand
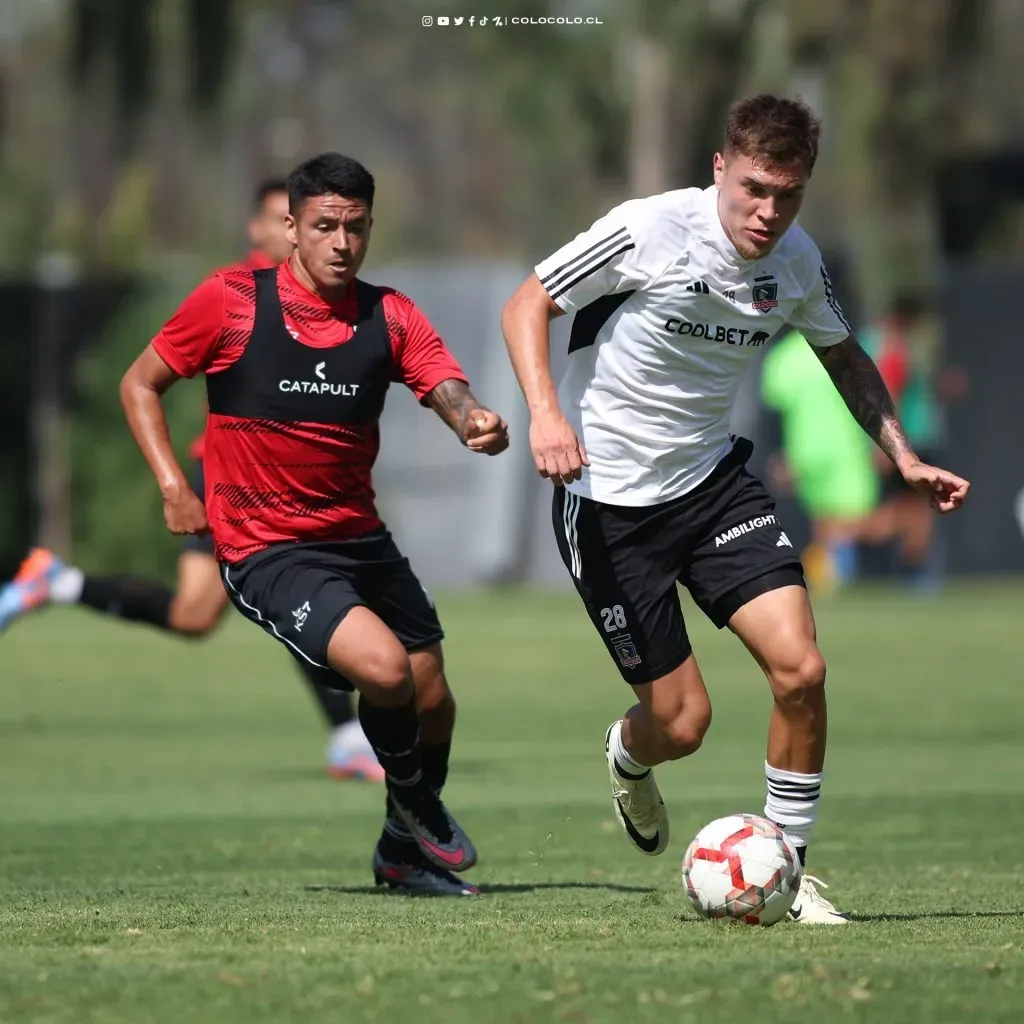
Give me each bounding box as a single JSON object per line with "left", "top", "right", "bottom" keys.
{"left": 463, "top": 408, "right": 509, "bottom": 455}
{"left": 900, "top": 459, "right": 970, "bottom": 513}
{"left": 163, "top": 487, "right": 210, "bottom": 535}
{"left": 530, "top": 410, "right": 588, "bottom": 485}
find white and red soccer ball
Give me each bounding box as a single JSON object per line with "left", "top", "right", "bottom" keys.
{"left": 682, "top": 814, "right": 802, "bottom": 926}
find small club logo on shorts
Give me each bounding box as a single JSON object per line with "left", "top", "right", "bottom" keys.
{"left": 292, "top": 600, "right": 311, "bottom": 632}
{"left": 612, "top": 634, "right": 643, "bottom": 669}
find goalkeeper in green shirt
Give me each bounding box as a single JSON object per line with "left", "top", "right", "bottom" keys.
{"left": 760, "top": 328, "right": 881, "bottom": 589}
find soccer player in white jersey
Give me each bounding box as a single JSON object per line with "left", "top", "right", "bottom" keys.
{"left": 501, "top": 94, "right": 969, "bottom": 924}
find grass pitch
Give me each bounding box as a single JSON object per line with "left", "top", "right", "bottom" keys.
{"left": 1, "top": 583, "right": 1023, "bottom": 1022}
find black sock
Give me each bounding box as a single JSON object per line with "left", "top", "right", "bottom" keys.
{"left": 384, "top": 739, "right": 451, "bottom": 837}
{"left": 357, "top": 695, "right": 422, "bottom": 786}
{"left": 421, "top": 740, "right": 451, "bottom": 795}
{"left": 79, "top": 575, "right": 174, "bottom": 630}
{"left": 294, "top": 662, "right": 355, "bottom": 727}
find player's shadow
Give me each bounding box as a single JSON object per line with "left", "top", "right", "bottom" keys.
{"left": 849, "top": 910, "right": 1023, "bottom": 922}
{"left": 304, "top": 881, "right": 655, "bottom": 897}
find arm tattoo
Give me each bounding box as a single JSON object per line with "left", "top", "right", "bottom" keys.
{"left": 425, "top": 378, "right": 479, "bottom": 440}
{"left": 814, "top": 336, "right": 916, "bottom": 467}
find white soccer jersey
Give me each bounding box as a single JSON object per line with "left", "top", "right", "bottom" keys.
{"left": 534, "top": 185, "right": 851, "bottom": 506}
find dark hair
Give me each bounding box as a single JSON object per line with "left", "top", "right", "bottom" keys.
{"left": 724, "top": 94, "right": 821, "bottom": 174}
{"left": 286, "top": 153, "right": 375, "bottom": 213}
{"left": 253, "top": 177, "right": 288, "bottom": 210}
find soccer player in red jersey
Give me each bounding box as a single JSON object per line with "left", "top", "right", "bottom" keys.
{"left": 0, "top": 179, "right": 384, "bottom": 782}
{"left": 118, "top": 153, "right": 509, "bottom": 895}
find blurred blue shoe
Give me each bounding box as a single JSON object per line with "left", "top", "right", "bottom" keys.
{"left": 0, "top": 548, "right": 66, "bottom": 631}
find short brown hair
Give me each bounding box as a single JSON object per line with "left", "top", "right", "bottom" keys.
{"left": 724, "top": 94, "right": 821, "bottom": 174}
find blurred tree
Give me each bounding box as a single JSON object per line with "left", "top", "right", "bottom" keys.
{"left": 65, "top": 0, "right": 239, "bottom": 264}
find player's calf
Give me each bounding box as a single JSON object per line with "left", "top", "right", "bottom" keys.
{"left": 629, "top": 703, "right": 713, "bottom": 764}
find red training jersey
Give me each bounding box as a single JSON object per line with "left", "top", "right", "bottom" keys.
{"left": 153, "top": 259, "right": 466, "bottom": 562}
{"left": 187, "top": 250, "right": 278, "bottom": 462}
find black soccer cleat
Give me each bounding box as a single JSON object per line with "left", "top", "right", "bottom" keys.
{"left": 387, "top": 783, "right": 477, "bottom": 873}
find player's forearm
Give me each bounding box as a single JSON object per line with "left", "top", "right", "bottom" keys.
{"left": 814, "top": 336, "right": 917, "bottom": 470}
{"left": 425, "top": 378, "right": 481, "bottom": 440}
{"left": 119, "top": 373, "right": 189, "bottom": 498}
{"left": 501, "top": 284, "right": 562, "bottom": 416}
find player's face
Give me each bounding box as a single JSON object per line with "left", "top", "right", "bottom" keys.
{"left": 248, "top": 191, "right": 293, "bottom": 265}
{"left": 287, "top": 194, "right": 372, "bottom": 294}
{"left": 713, "top": 152, "right": 808, "bottom": 260}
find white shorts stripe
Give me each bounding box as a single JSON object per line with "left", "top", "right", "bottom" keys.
{"left": 563, "top": 491, "right": 582, "bottom": 580}
{"left": 221, "top": 564, "right": 329, "bottom": 668}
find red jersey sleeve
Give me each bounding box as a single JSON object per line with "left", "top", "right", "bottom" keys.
{"left": 383, "top": 290, "right": 468, "bottom": 401}
{"left": 151, "top": 275, "right": 226, "bottom": 378}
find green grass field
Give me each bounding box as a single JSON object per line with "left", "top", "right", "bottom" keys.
{"left": 2, "top": 583, "right": 1023, "bottom": 1023}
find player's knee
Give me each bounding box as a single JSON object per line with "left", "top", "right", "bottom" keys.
{"left": 659, "top": 703, "right": 712, "bottom": 760}
{"left": 417, "top": 678, "right": 454, "bottom": 719}
{"left": 770, "top": 646, "right": 827, "bottom": 705}
{"left": 357, "top": 651, "right": 413, "bottom": 700}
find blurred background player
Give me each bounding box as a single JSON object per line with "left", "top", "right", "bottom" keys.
{"left": 859, "top": 291, "right": 969, "bottom": 591}
{"left": 0, "top": 178, "right": 382, "bottom": 783}
{"left": 760, "top": 327, "right": 881, "bottom": 591}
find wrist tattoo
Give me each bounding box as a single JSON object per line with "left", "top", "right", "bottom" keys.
{"left": 814, "top": 336, "right": 914, "bottom": 466}
{"left": 426, "top": 378, "right": 479, "bottom": 439}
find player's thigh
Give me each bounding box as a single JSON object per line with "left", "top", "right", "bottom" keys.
{"left": 727, "top": 584, "right": 824, "bottom": 700}
{"left": 685, "top": 459, "right": 806, "bottom": 631}
{"left": 172, "top": 550, "right": 231, "bottom": 633}
{"left": 325, "top": 606, "right": 412, "bottom": 695}
{"left": 551, "top": 487, "right": 690, "bottom": 685}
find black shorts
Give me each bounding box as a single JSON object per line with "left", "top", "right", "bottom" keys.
{"left": 552, "top": 439, "right": 804, "bottom": 685}
{"left": 181, "top": 459, "right": 215, "bottom": 557}
{"left": 220, "top": 529, "right": 444, "bottom": 690}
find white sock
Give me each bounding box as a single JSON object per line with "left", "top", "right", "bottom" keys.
{"left": 612, "top": 721, "right": 651, "bottom": 778}
{"left": 49, "top": 567, "right": 84, "bottom": 604}
{"left": 764, "top": 761, "right": 822, "bottom": 849}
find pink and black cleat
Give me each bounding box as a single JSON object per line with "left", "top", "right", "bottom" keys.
{"left": 372, "top": 844, "right": 480, "bottom": 897}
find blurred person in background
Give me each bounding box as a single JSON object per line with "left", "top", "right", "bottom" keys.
{"left": 860, "top": 291, "right": 969, "bottom": 591}
{"left": 760, "top": 327, "right": 881, "bottom": 592}
{"left": 119, "top": 152, "right": 509, "bottom": 897}
{"left": 503, "top": 93, "right": 970, "bottom": 924}
{"left": 0, "top": 178, "right": 384, "bottom": 784}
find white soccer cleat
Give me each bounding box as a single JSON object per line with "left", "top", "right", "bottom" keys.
{"left": 604, "top": 721, "right": 669, "bottom": 856}
{"left": 787, "top": 873, "right": 850, "bottom": 924}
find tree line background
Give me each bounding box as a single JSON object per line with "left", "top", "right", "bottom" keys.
{"left": 1, "top": 0, "right": 1022, "bottom": 579}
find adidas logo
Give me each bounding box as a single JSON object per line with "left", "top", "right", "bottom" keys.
{"left": 777, "top": 532, "right": 792, "bottom": 548}
{"left": 685, "top": 280, "right": 710, "bottom": 294}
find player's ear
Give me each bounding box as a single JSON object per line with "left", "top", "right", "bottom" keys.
{"left": 285, "top": 212, "right": 298, "bottom": 246}
{"left": 713, "top": 152, "right": 726, "bottom": 188}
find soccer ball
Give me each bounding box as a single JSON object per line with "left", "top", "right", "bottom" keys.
{"left": 682, "top": 813, "right": 802, "bottom": 926}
